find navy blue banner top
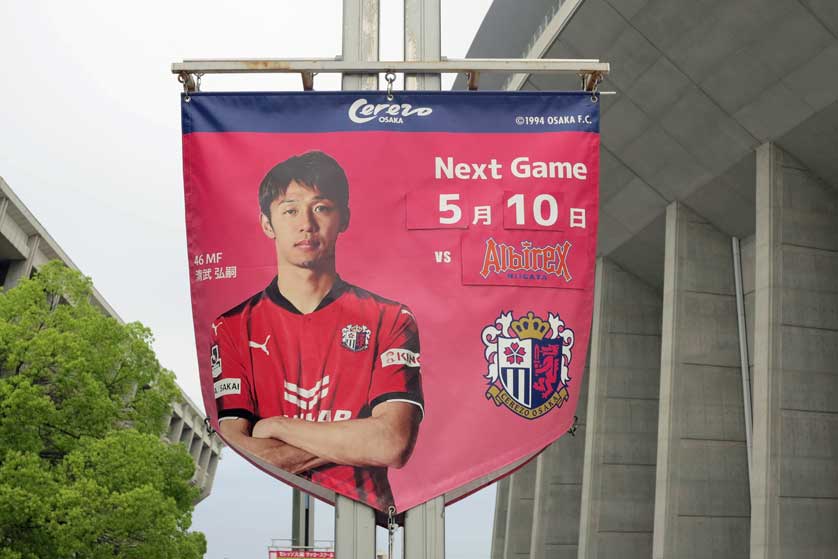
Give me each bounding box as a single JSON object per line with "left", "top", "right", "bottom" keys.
{"left": 181, "top": 91, "right": 600, "bottom": 135}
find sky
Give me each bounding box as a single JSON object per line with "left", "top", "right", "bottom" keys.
{"left": 0, "top": 1, "right": 497, "bottom": 558}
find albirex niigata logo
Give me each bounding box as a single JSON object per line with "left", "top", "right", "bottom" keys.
{"left": 480, "top": 238, "right": 574, "bottom": 283}
{"left": 348, "top": 98, "right": 433, "bottom": 125}
{"left": 481, "top": 311, "right": 574, "bottom": 419}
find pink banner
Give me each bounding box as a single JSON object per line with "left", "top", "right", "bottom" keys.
{"left": 269, "top": 551, "right": 334, "bottom": 559}
{"left": 182, "top": 92, "right": 599, "bottom": 513}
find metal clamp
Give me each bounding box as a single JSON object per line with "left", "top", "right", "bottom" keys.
{"left": 301, "top": 71, "right": 315, "bottom": 91}
{"left": 203, "top": 416, "right": 215, "bottom": 435}
{"left": 178, "top": 71, "right": 199, "bottom": 102}
{"left": 467, "top": 70, "right": 480, "bottom": 91}
{"left": 385, "top": 72, "right": 396, "bottom": 101}
{"left": 387, "top": 505, "right": 397, "bottom": 558}
{"left": 580, "top": 70, "right": 603, "bottom": 102}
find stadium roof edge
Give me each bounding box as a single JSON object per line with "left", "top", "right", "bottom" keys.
{"left": 0, "top": 176, "right": 122, "bottom": 322}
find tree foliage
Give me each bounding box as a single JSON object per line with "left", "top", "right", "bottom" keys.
{"left": 0, "top": 262, "right": 206, "bottom": 558}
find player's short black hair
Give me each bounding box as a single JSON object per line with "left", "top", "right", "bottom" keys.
{"left": 258, "top": 151, "right": 349, "bottom": 217}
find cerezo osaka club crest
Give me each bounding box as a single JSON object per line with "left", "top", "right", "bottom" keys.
{"left": 341, "top": 324, "right": 371, "bottom": 352}
{"left": 481, "top": 311, "right": 575, "bottom": 419}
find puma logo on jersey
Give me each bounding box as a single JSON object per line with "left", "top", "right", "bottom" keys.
{"left": 211, "top": 321, "right": 222, "bottom": 335}
{"left": 249, "top": 335, "right": 271, "bottom": 355}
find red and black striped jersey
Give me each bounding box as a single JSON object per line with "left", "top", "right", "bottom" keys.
{"left": 210, "top": 276, "right": 423, "bottom": 509}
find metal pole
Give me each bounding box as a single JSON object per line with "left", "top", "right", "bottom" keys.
{"left": 336, "top": 2, "right": 379, "bottom": 555}
{"left": 403, "top": 0, "right": 440, "bottom": 91}
{"left": 732, "top": 237, "right": 753, "bottom": 481}
{"left": 404, "top": 1, "right": 444, "bottom": 557}
{"left": 404, "top": 497, "right": 444, "bottom": 557}
{"left": 291, "top": 489, "right": 314, "bottom": 548}
{"left": 342, "top": 0, "right": 379, "bottom": 90}
{"left": 173, "top": 58, "right": 608, "bottom": 78}
{"left": 335, "top": 494, "right": 376, "bottom": 558}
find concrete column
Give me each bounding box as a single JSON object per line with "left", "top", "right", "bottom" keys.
{"left": 652, "top": 202, "right": 750, "bottom": 559}
{"left": 4, "top": 234, "right": 40, "bottom": 288}
{"left": 201, "top": 451, "right": 220, "bottom": 498}
{"left": 199, "top": 442, "right": 212, "bottom": 473}
{"left": 751, "top": 143, "right": 838, "bottom": 558}
{"left": 502, "top": 457, "right": 539, "bottom": 559}
{"left": 0, "top": 198, "right": 9, "bottom": 232}
{"left": 189, "top": 433, "right": 202, "bottom": 463}
{"left": 491, "top": 477, "right": 510, "bottom": 559}
{"left": 578, "top": 258, "right": 662, "bottom": 559}
{"left": 168, "top": 416, "right": 184, "bottom": 444}
{"left": 529, "top": 363, "right": 588, "bottom": 559}
{"left": 179, "top": 424, "right": 194, "bottom": 447}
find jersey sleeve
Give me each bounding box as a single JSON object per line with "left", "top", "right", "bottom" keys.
{"left": 210, "top": 316, "right": 257, "bottom": 424}
{"left": 369, "top": 305, "right": 424, "bottom": 417}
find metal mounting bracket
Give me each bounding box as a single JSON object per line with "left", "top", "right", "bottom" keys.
{"left": 171, "top": 58, "right": 610, "bottom": 94}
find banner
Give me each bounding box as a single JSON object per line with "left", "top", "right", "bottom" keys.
{"left": 181, "top": 91, "right": 599, "bottom": 513}
{"left": 269, "top": 552, "right": 334, "bottom": 559}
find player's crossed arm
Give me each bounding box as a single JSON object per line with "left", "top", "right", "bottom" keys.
{"left": 218, "top": 418, "right": 330, "bottom": 474}
{"left": 252, "top": 401, "right": 421, "bottom": 469}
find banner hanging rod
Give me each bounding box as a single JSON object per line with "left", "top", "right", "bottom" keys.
{"left": 172, "top": 58, "right": 609, "bottom": 92}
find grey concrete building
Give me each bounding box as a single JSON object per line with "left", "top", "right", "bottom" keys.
{"left": 463, "top": 1, "right": 838, "bottom": 557}
{"left": 167, "top": 395, "right": 224, "bottom": 502}
{"left": 0, "top": 176, "right": 222, "bottom": 502}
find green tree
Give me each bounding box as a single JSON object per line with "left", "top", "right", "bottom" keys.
{"left": 0, "top": 262, "right": 206, "bottom": 558}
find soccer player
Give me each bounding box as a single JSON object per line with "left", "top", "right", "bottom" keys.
{"left": 210, "top": 151, "right": 423, "bottom": 510}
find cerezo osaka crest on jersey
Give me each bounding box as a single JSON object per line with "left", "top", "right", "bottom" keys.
{"left": 481, "top": 311, "right": 575, "bottom": 419}
{"left": 341, "top": 324, "right": 371, "bottom": 352}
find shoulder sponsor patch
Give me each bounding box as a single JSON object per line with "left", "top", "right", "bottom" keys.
{"left": 210, "top": 344, "right": 222, "bottom": 378}
{"left": 214, "top": 378, "right": 241, "bottom": 398}
{"left": 380, "top": 348, "right": 421, "bottom": 367}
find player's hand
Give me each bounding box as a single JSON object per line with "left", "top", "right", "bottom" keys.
{"left": 252, "top": 416, "right": 283, "bottom": 439}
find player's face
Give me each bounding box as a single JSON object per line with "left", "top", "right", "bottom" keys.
{"left": 261, "top": 181, "right": 347, "bottom": 270}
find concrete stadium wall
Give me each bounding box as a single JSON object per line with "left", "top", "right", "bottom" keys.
{"left": 578, "top": 259, "right": 661, "bottom": 559}
{"left": 751, "top": 143, "right": 838, "bottom": 558}
{"left": 493, "top": 359, "right": 589, "bottom": 559}
{"left": 502, "top": 457, "right": 539, "bottom": 559}
{"left": 653, "top": 202, "right": 750, "bottom": 559}
{"left": 167, "top": 399, "right": 224, "bottom": 502}
{"left": 481, "top": 0, "right": 838, "bottom": 553}
{"left": 490, "top": 143, "right": 838, "bottom": 559}
{"left": 530, "top": 369, "right": 588, "bottom": 559}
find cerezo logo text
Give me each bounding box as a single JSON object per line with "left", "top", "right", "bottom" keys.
{"left": 348, "top": 98, "right": 433, "bottom": 125}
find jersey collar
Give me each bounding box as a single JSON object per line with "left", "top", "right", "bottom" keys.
{"left": 265, "top": 275, "right": 348, "bottom": 314}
